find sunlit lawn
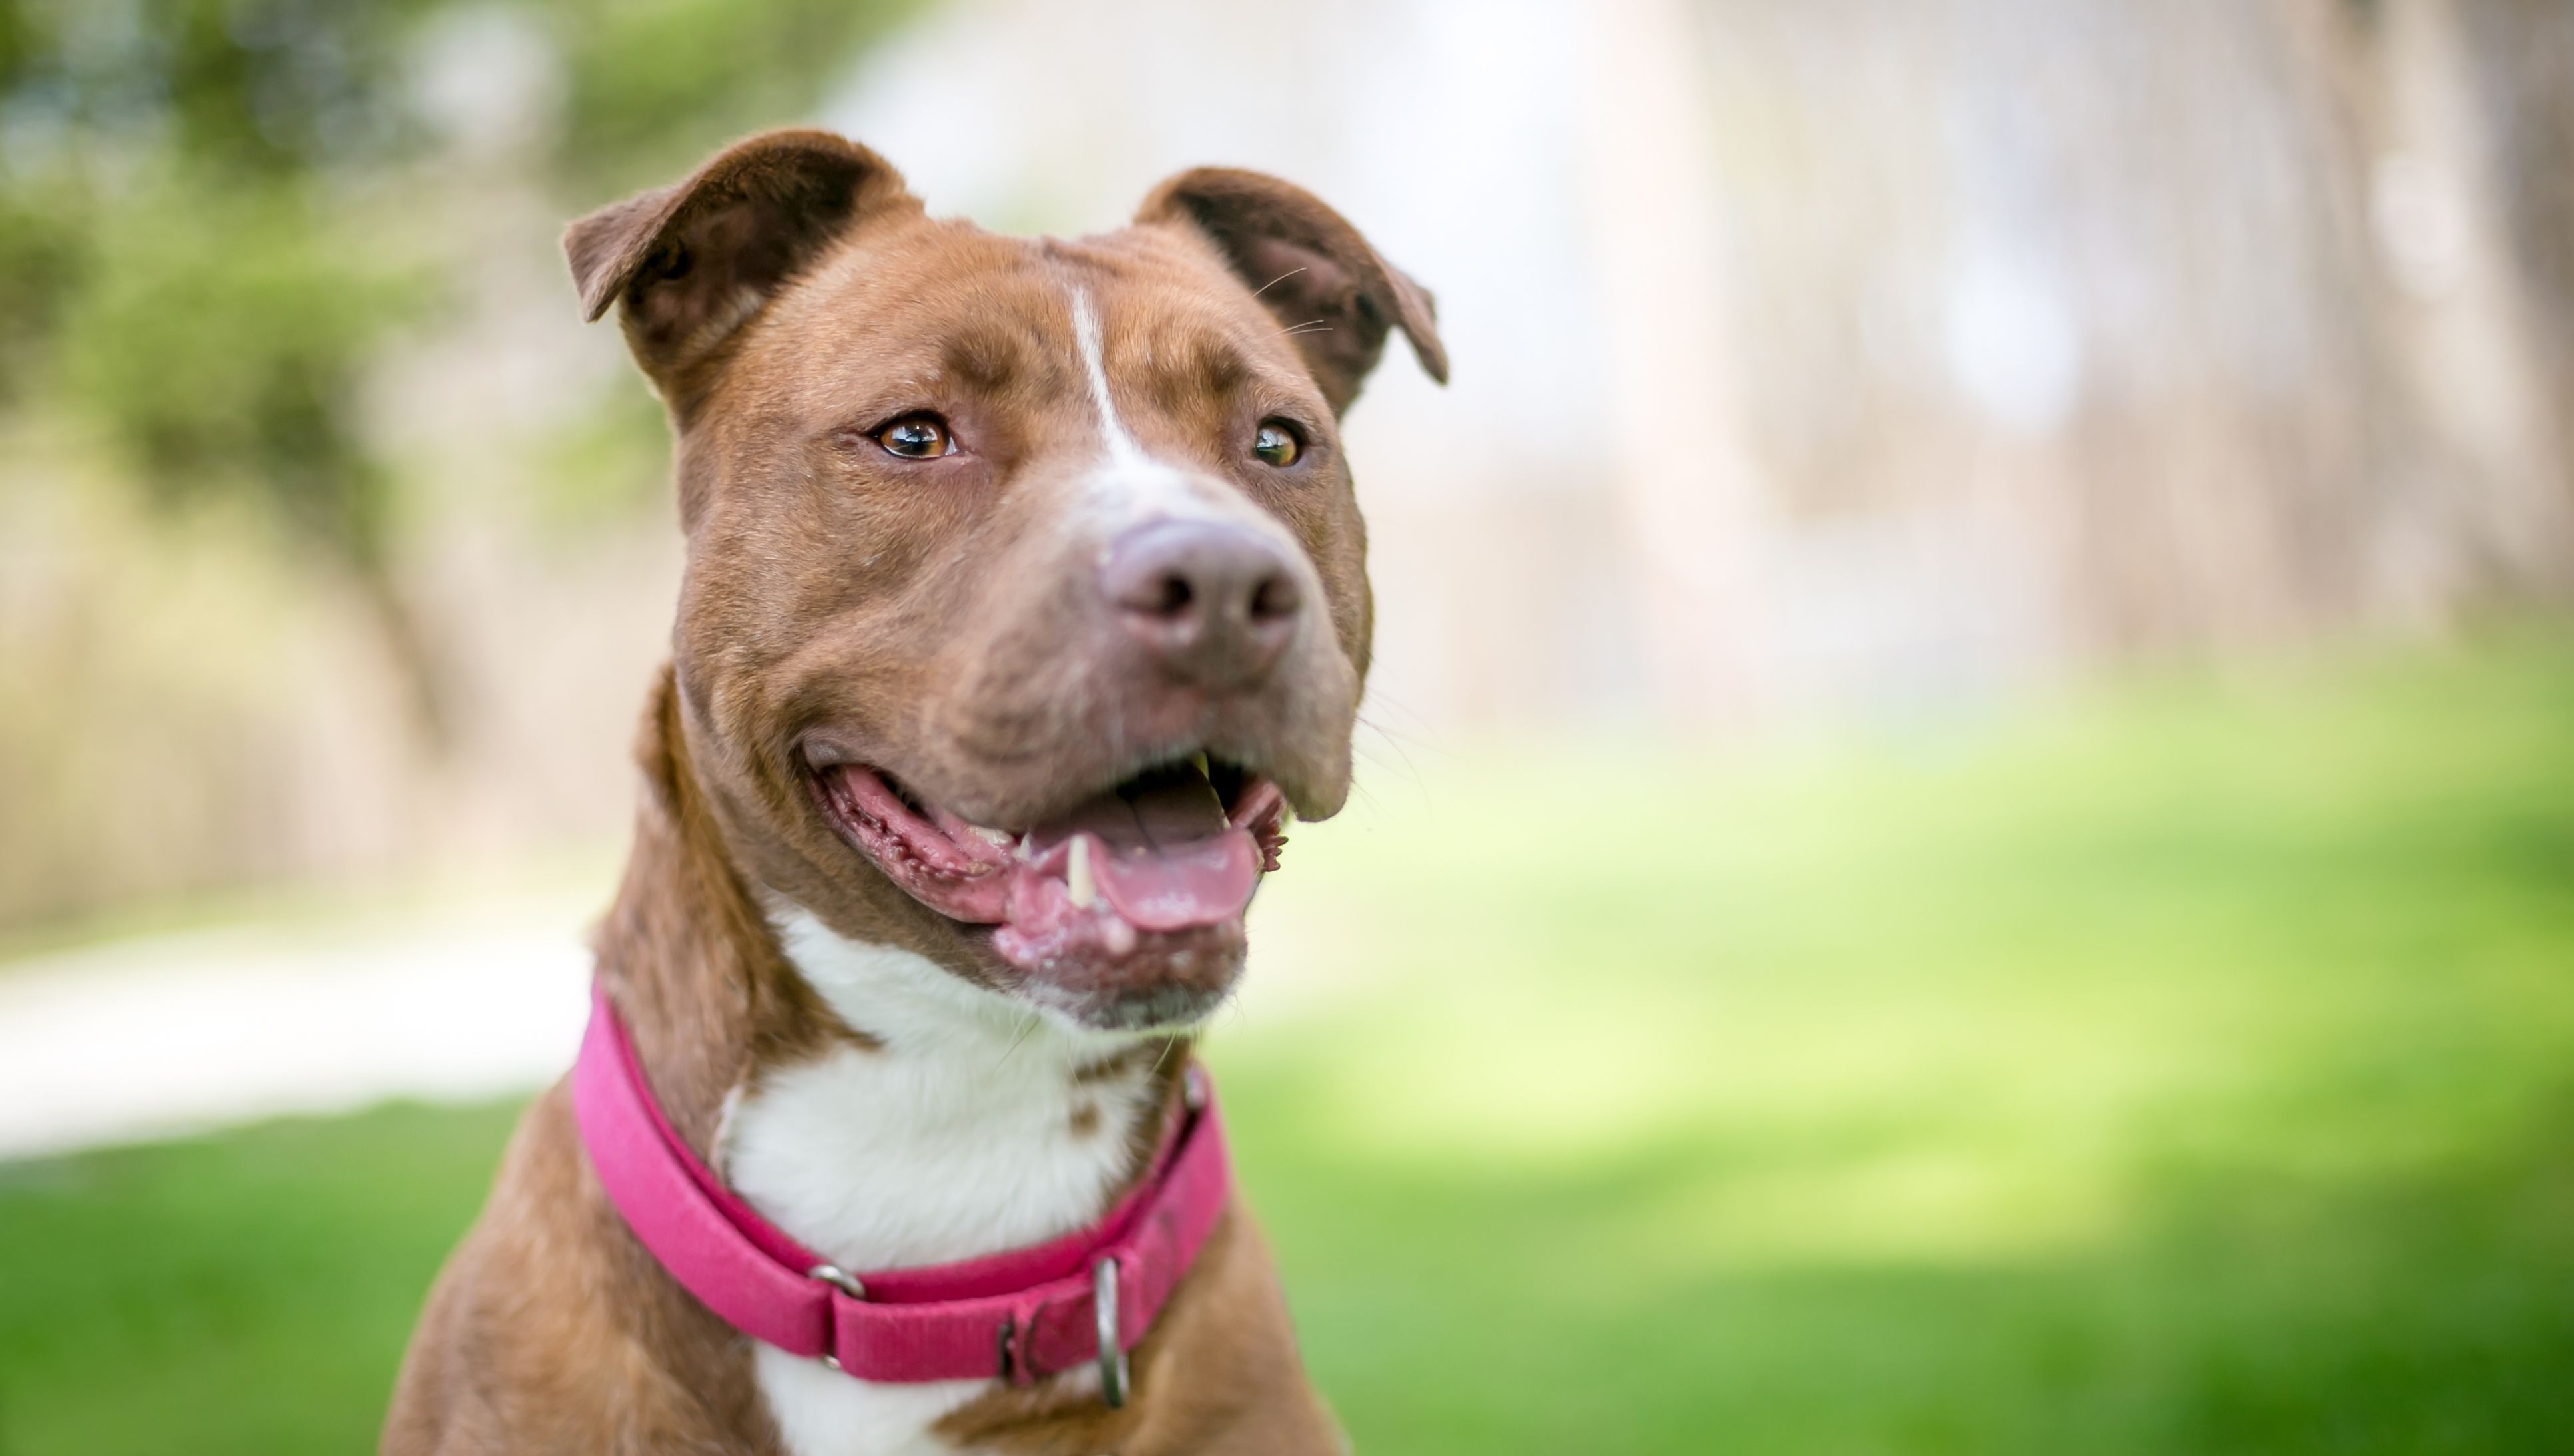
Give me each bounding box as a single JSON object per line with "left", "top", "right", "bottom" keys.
{"left": 5, "top": 631, "right": 2572, "bottom": 1453}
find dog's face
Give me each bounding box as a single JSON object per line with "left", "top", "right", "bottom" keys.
{"left": 568, "top": 132, "right": 1445, "bottom": 1031}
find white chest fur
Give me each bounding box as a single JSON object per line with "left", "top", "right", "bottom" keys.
{"left": 723, "top": 907, "right": 1159, "bottom": 1456}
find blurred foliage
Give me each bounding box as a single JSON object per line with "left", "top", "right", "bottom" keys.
{"left": 0, "top": 180, "right": 87, "bottom": 396}
{"left": 526, "top": 369, "right": 678, "bottom": 537}
{"left": 550, "top": 0, "right": 921, "bottom": 196}
{"left": 0, "top": 0, "right": 919, "bottom": 740}
{"left": 60, "top": 183, "right": 411, "bottom": 577}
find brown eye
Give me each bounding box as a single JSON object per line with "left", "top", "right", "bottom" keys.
{"left": 875, "top": 414, "right": 954, "bottom": 459}
{"left": 1252, "top": 420, "right": 1302, "bottom": 468}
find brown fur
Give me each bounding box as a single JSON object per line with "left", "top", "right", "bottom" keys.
{"left": 385, "top": 128, "right": 1442, "bottom": 1453}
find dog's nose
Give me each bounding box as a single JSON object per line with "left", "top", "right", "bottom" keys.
{"left": 1101, "top": 519, "right": 1303, "bottom": 689}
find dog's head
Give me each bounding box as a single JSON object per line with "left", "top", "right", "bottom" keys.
{"left": 567, "top": 130, "right": 1445, "bottom": 1032}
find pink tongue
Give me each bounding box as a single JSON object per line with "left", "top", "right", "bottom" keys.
{"left": 1091, "top": 832, "right": 1259, "bottom": 931}
{"left": 1038, "top": 764, "right": 1259, "bottom": 932}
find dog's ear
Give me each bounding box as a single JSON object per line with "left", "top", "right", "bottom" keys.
{"left": 565, "top": 128, "right": 918, "bottom": 397}
{"left": 1136, "top": 168, "right": 1447, "bottom": 413}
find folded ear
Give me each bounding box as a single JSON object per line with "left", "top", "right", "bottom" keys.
{"left": 1136, "top": 168, "right": 1448, "bottom": 413}
{"left": 564, "top": 128, "right": 917, "bottom": 397}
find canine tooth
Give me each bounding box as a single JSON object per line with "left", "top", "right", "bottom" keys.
{"left": 968, "top": 825, "right": 1014, "bottom": 849}
{"left": 1190, "top": 751, "right": 1211, "bottom": 778}
{"left": 1066, "top": 836, "right": 1096, "bottom": 909}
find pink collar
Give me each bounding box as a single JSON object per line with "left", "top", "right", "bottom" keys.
{"left": 571, "top": 981, "right": 1231, "bottom": 1392}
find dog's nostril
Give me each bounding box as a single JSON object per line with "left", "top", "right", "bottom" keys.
{"left": 1147, "top": 574, "right": 1195, "bottom": 619}
{"left": 1249, "top": 573, "right": 1300, "bottom": 624}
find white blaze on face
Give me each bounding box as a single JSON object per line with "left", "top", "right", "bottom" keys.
{"left": 1066, "top": 284, "right": 1235, "bottom": 533}
{"left": 1071, "top": 286, "right": 1143, "bottom": 465}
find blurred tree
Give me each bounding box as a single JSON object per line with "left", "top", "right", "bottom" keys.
{"left": 2455, "top": 0, "right": 2574, "bottom": 507}
{"left": 0, "top": 0, "right": 918, "bottom": 750}
{"left": 59, "top": 182, "right": 436, "bottom": 730}
{"left": 2286, "top": 0, "right": 2574, "bottom": 603}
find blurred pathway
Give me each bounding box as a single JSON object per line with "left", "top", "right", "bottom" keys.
{"left": 0, "top": 897, "right": 594, "bottom": 1161}
{"left": 0, "top": 886, "right": 1346, "bottom": 1162}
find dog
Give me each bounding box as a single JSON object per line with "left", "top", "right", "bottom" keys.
{"left": 381, "top": 128, "right": 1445, "bottom": 1455}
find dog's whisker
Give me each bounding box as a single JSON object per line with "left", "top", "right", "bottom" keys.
{"left": 993, "top": 1011, "right": 1041, "bottom": 1071}
{"left": 1353, "top": 717, "right": 1433, "bottom": 798}
{"left": 1359, "top": 710, "right": 1441, "bottom": 787}
{"left": 1249, "top": 264, "right": 1309, "bottom": 299}
{"left": 1355, "top": 688, "right": 1453, "bottom": 754}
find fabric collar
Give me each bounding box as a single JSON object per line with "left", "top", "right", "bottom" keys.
{"left": 570, "top": 981, "right": 1231, "bottom": 1386}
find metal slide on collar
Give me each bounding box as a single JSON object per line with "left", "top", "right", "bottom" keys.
{"left": 807, "top": 1264, "right": 867, "bottom": 1369}
{"left": 1094, "top": 1255, "right": 1130, "bottom": 1407}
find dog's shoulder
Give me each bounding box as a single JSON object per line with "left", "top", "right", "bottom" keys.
{"left": 382, "top": 1083, "right": 781, "bottom": 1455}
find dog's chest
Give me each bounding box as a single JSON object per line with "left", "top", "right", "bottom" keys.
{"left": 720, "top": 910, "right": 1158, "bottom": 1455}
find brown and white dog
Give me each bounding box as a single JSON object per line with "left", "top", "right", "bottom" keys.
{"left": 381, "top": 129, "right": 1444, "bottom": 1455}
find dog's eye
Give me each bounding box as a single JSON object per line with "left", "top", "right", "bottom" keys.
{"left": 1251, "top": 420, "right": 1302, "bottom": 469}
{"left": 874, "top": 415, "right": 954, "bottom": 459}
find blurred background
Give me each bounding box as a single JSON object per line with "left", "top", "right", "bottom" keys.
{"left": 2, "top": 0, "right": 2571, "bottom": 1451}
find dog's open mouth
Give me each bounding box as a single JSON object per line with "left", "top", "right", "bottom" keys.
{"left": 808, "top": 751, "right": 1289, "bottom": 1000}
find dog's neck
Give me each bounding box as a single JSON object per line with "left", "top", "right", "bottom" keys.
{"left": 725, "top": 908, "right": 1177, "bottom": 1272}
{"left": 594, "top": 668, "right": 1181, "bottom": 1275}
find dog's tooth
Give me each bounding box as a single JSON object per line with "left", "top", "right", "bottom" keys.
{"left": 1190, "top": 750, "right": 1211, "bottom": 778}
{"left": 1066, "top": 836, "right": 1096, "bottom": 909}
{"left": 968, "top": 825, "right": 1014, "bottom": 850}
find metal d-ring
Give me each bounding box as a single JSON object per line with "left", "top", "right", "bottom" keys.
{"left": 1093, "top": 1256, "right": 1130, "bottom": 1408}
{"left": 808, "top": 1263, "right": 868, "bottom": 1299}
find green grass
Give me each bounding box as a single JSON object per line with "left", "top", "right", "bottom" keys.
{"left": 6, "top": 630, "right": 2574, "bottom": 1453}
{"left": 0, "top": 1103, "right": 524, "bottom": 1455}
